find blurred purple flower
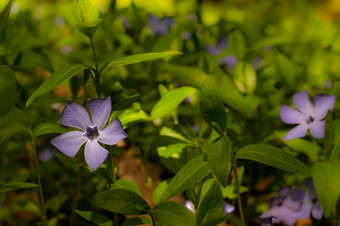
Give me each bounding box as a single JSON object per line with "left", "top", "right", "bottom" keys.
{"left": 280, "top": 90, "right": 335, "bottom": 140}
{"left": 252, "top": 57, "right": 263, "bottom": 70}
{"left": 182, "top": 31, "right": 191, "bottom": 40}
{"left": 51, "top": 97, "right": 127, "bottom": 171}
{"left": 205, "top": 36, "right": 228, "bottom": 56}
{"left": 120, "top": 16, "right": 131, "bottom": 29}
{"left": 148, "top": 15, "right": 174, "bottom": 36}
{"left": 219, "top": 54, "right": 237, "bottom": 70}
{"left": 39, "top": 148, "right": 55, "bottom": 162}
{"left": 259, "top": 179, "right": 323, "bottom": 226}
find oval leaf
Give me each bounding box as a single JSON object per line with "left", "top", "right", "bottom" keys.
{"left": 101, "top": 51, "right": 182, "bottom": 71}
{"left": 236, "top": 144, "right": 311, "bottom": 175}
{"left": 76, "top": 210, "right": 113, "bottom": 226}
{"left": 26, "top": 64, "right": 88, "bottom": 106}
{"left": 121, "top": 216, "right": 152, "bottom": 226}
{"left": 311, "top": 162, "right": 340, "bottom": 217}
{"left": 0, "top": 181, "right": 38, "bottom": 192}
{"left": 91, "top": 189, "right": 150, "bottom": 215}
{"left": 152, "top": 201, "right": 196, "bottom": 226}
{"left": 200, "top": 76, "right": 228, "bottom": 135}
{"left": 0, "top": 65, "right": 16, "bottom": 116}
{"left": 32, "top": 123, "right": 69, "bottom": 140}
{"left": 109, "top": 178, "right": 142, "bottom": 197}
{"left": 205, "top": 136, "right": 232, "bottom": 187}
{"left": 73, "top": 0, "right": 99, "bottom": 24}
{"left": 160, "top": 154, "right": 212, "bottom": 201}
{"left": 151, "top": 86, "right": 197, "bottom": 120}
{"left": 162, "top": 63, "right": 206, "bottom": 87}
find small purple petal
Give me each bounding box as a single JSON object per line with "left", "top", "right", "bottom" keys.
{"left": 252, "top": 57, "right": 263, "bottom": 70}
{"left": 50, "top": 131, "right": 86, "bottom": 157}
{"left": 293, "top": 90, "right": 314, "bottom": 116}
{"left": 282, "top": 196, "right": 300, "bottom": 210}
{"left": 295, "top": 201, "right": 313, "bottom": 219}
{"left": 39, "top": 148, "right": 55, "bottom": 162}
{"left": 184, "top": 201, "right": 195, "bottom": 213}
{"left": 259, "top": 207, "right": 279, "bottom": 226}
{"left": 284, "top": 124, "right": 308, "bottom": 141}
{"left": 98, "top": 118, "right": 127, "bottom": 145}
{"left": 280, "top": 105, "right": 305, "bottom": 124}
{"left": 60, "top": 100, "right": 91, "bottom": 130}
{"left": 304, "top": 178, "right": 317, "bottom": 199}
{"left": 314, "top": 94, "right": 335, "bottom": 120}
{"left": 182, "top": 31, "right": 191, "bottom": 40}
{"left": 205, "top": 44, "right": 220, "bottom": 56}
{"left": 309, "top": 120, "right": 325, "bottom": 139}
{"left": 290, "top": 187, "right": 307, "bottom": 202}
{"left": 223, "top": 201, "right": 235, "bottom": 214}
{"left": 277, "top": 206, "right": 297, "bottom": 226}
{"left": 120, "top": 16, "right": 130, "bottom": 29}
{"left": 163, "top": 17, "right": 175, "bottom": 26}
{"left": 87, "top": 97, "right": 112, "bottom": 130}
{"left": 217, "top": 36, "right": 228, "bottom": 49}
{"left": 84, "top": 140, "right": 109, "bottom": 171}
{"left": 311, "top": 202, "right": 323, "bottom": 220}
{"left": 219, "top": 54, "right": 237, "bottom": 70}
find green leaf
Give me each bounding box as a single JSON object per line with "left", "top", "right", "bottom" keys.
{"left": 276, "top": 53, "right": 296, "bottom": 87}
{"left": 236, "top": 144, "right": 311, "bottom": 175}
{"left": 197, "top": 179, "right": 223, "bottom": 226}
{"left": 200, "top": 76, "right": 228, "bottom": 135}
{"left": 0, "top": 181, "right": 38, "bottom": 192}
{"left": 311, "top": 162, "right": 340, "bottom": 217}
{"left": 151, "top": 86, "right": 197, "bottom": 120}
{"left": 0, "top": 65, "right": 16, "bottom": 116}
{"left": 32, "top": 123, "right": 69, "bottom": 140}
{"left": 121, "top": 217, "right": 152, "bottom": 226}
{"left": 91, "top": 189, "right": 150, "bottom": 215}
{"left": 76, "top": 210, "right": 113, "bottom": 226}
{"left": 75, "top": 18, "right": 103, "bottom": 38}
{"left": 151, "top": 136, "right": 191, "bottom": 149}
{"left": 26, "top": 64, "right": 88, "bottom": 106}
{"left": 109, "top": 178, "right": 142, "bottom": 197}
{"left": 84, "top": 68, "right": 98, "bottom": 99}
{"left": 152, "top": 201, "right": 196, "bottom": 226}
{"left": 160, "top": 154, "right": 212, "bottom": 201}
{"left": 0, "top": 0, "right": 14, "bottom": 35}
{"left": 233, "top": 62, "right": 256, "bottom": 94}
{"left": 109, "top": 94, "right": 140, "bottom": 120}
{"left": 205, "top": 136, "right": 232, "bottom": 187}
{"left": 324, "top": 111, "right": 334, "bottom": 160}
{"left": 162, "top": 64, "right": 206, "bottom": 87}
{"left": 152, "top": 180, "right": 168, "bottom": 204}
{"left": 73, "top": 0, "right": 99, "bottom": 24}
{"left": 101, "top": 51, "right": 182, "bottom": 71}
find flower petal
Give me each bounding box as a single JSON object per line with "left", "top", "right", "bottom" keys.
{"left": 309, "top": 120, "right": 325, "bottom": 139}
{"left": 277, "top": 206, "right": 297, "bottom": 226}
{"left": 295, "top": 201, "right": 313, "bottom": 219}
{"left": 98, "top": 118, "right": 127, "bottom": 145}
{"left": 50, "top": 131, "right": 86, "bottom": 157}
{"left": 293, "top": 90, "right": 314, "bottom": 116}
{"left": 314, "top": 94, "right": 335, "bottom": 120}
{"left": 84, "top": 140, "right": 109, "bottom": 171}
{"left": 87, "top": 97, "right": 111, "bottom": 130}
{"left": 223, "top": 201, "right": 235, "bottom": 214}
{"left": 280, "top": 105, "right": 305, "bottom": 124}
{"left": 259, "top": 207, "right": 279, "bottom": 226}
{"left": 219, "top": 54, "right": 237, "bottom": 70}
{"left": 284, "top": 124, "right": 308, "bottom": 141}
{"left": 60, "top": 100, "right": 91, "bottom": 130}
{"left": 311, "top": 202, "right": 323, "bottom": 220}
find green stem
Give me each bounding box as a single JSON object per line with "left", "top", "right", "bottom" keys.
{"left": 108, "top": 151, "right": 119, "bottom": 226}
{"left": 89, "top": 36, "right": 100, "bottom": 97}
{"left": 31, "top": 141, "right": 48, "bottom": 225}
{"left": 150, "top": 213, "right": 156, "bottom": 226}
{"left": 232, "top": 159, "right": 246, "bottom": 226}
{"left": 69, "top": 171, "right": 83, "bottom": 226}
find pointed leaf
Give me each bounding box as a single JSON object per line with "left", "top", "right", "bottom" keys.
{"left": 0, "top": 0, "right": 14, "bottom": 35}
{"left": 76, "top": 210, "right": 113, "bottom": 226}
{"left": 91, "top": 189, "right": 150, "bottom": 215}
{"left": 32, "top": 123, "right": 69, "bottom": 140}
{"left": 109, "top": 178, "right": 142, "bottom": 197}
{"left": 151, "top": 86, "right": 197, "bottom": 120}
{"left": 101, "top": 52, "right": 181, "bottom": 71}
{"left": 205, "top": 136, "right": 232, "bottom": 187}
{"left": 152, "top": 201, "right": 196, "bottom": 226}
{"left": 73, "top": 0, "right": 99, "bottom": 24}
{"left": 0, "top": 181, "right": 38, "bottom": 192}
{"left": 200, "top": 76, "right": 228, "bottom": 135}
{"left": 236, "top": 144, "right": 311, "bottom": 175}
{"left": 311, "top": 162, "right": 340, "bottom": 217}
{"left": 160, "top": 154, "right": 212, "bottom": 201}
{"left": 26, "top": 64, "right": 88, "bottom": 106}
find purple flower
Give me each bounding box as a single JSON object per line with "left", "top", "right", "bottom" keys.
{"left": 280, "top": 90, "right": 335, "bottom": 140}
{"left": 148, "top": 14, "right": 174, "bottom": 36}
{"left": 205, "top": 36, "right": 229, "bottom": 56}
{"left": 50, "top": 97, "right": 127, "bottom": 171}
{"left": 39, "top": 148, "right": 55, "bottom": 162}
{"left": 252, "top": 57, "right": 263, "bottom": 70}
{"left": 120, "top": 16, "right": 131, "bottom": 29}
{"left": 219, "top": 54, "right": 237, "bottom": 70}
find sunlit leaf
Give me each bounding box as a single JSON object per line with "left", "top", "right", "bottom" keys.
{"left": 311, "top": 162, "right": 340, "bottom": 217}
{"left": 76, "top": 210, "right": 113, "bottom": 226}
{"left": 160, "top": 154, "right": 212, "bottom": 201}
{"left": 26, "top": 64, "right": 88, "bottom": 106}
{"left": 152, "top": 201, "right": 196, "bottom": 226}
{"left": 236, "top": 144, "right": 311, "bottom": 175}
{"left": 151, "top": 86, "right": 197, "bottom": 119}
{"left": 109, "top": 178, "right": 142, "bottom": 197}
{"left": 73, "top": 0, "right": 99, "bottom": 24}
{"left": 91, "top": 189, "right": 150, "bottom": 215}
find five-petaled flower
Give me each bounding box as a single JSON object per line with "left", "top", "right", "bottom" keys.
{"left": 50, "top": 97, "right": 127, "bottom": 171}
{"left": 280, "top": 90, "right": 335, "bottom": 140}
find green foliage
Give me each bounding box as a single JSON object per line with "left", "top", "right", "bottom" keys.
{"left": 32, "top": 123, "right": 69, "bottom": 140}
{"left": 236, "top": 144, "right": 311, "bottom": 175}
{"left": 0, "top": 65, "right": 16, "bottom": 116}
{"left": 0, "top": 181, "right": 38, "bottom": 192}
{"left": 121, "top": 217, "right": 152, "bottom": 226}
{"left": 76, "top": 210, "right": 113, "bottom": 226}
{"left": 311, "top": 162, "right": 340, "bottom": 217}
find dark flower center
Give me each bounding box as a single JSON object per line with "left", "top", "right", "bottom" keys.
{"left": 86, "top": 126, "right": 99, "bottom": 140}
{"left": 305, "top": 115, "right": 314, "bottom": 124}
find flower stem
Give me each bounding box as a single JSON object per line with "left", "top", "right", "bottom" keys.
{"left": 89, "top": 36, "right": 100, "bottom": 97}
{"left": 232, "top": 157, "right": 246, "bottom": 226}
{"left": 31, "top": 141, "right": 48, "bottom": 225}
{"left": 108, "top": 151, "right": 119, "bottom": 226}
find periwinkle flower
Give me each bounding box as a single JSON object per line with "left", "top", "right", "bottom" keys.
{"left": 280, "top": 90, "right": 335, "bottom": 140}
{"left": 51, "top": 97, "right": 127, "bottom": 171}
{"left": 148, "top": 14, "right": 174, "bottom": 36}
